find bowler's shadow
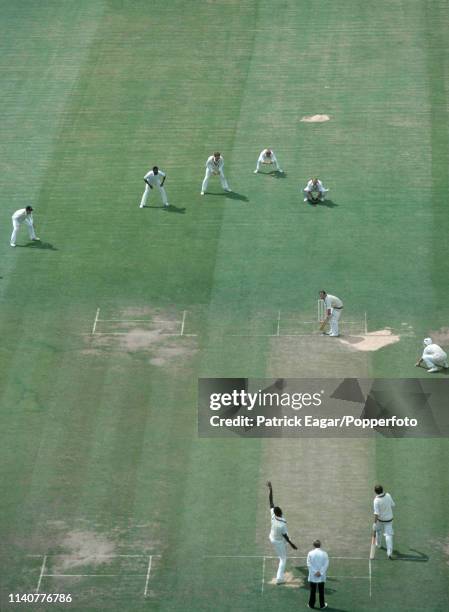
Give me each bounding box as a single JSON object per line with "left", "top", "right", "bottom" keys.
{"left": 23, "top": 241, "right": 58, "bottom": 251}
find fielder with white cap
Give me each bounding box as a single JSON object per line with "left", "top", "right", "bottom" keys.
{"left": 415, "top": 338, "right": 448, "bottom": 373}
{"left": 373, "top": 484, "right": 395, "bottom": 559}
{"left": 254, "top": 148, "right": 283, "bottom": 174}
{"left": 266, "top": 481, "right": 297, "bottom": 585}
{"left": 319, "top": 290, "right": 343, "bottom": 337}
{"left": 201, "top": 152, "right": 231, "bottom": 195}
{"left": 10, "top": 206, "right": 40, "bottom": 247}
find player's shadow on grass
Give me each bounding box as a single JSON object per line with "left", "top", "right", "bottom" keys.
{"left": 306, "top": 199, "right": 338, "bottom": 208}
{"left": 392, "top": 548, "right": 429, "bottom": 562}
{"left": 23, "top": 241, "right": 58, "bottom": 251}
{"left": 165, "top": 204, "right": 186, "bottom": 214}
{"left": 207, "top": 191, "right": 249, "bottom": 202}
{"left": 258, "top": 170, "right": 287, "bottom": 179}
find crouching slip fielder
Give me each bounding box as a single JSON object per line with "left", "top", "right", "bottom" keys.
{"left": 373, "top": 484, "right": 395, "bottom": 559}
{"left": 415, "top": 337, "right": 448, "bottom": 373}
{"left": 304, "top": 177, "right": 328, "bottom": 203}
{"left": 201, "top": 152, "right": 231, "bottom": 195}
{"left": 266, "top": 481, "right": 297, "bottom": 584}
{"left": 140, "top": 166, "right": 169, "bottom": 208}
{"left": 254, "top": 149, "right": 283, "bottom": 173}
{"left": 10, "top": 206, "right": 40, "bottom": 247}
{"left": 319, "top": 290, "right": 343, "bottom": 337}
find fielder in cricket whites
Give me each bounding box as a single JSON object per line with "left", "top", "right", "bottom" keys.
{"left": 140, "top": 166, "right": 169, "bottom": 208}
{"left": 201, "top": 152, "right": 231, "bottom": 195}
{"left": 10, "top": 206, "right": 40, "bottom": 247}
{"left": 266, "top": 481, "right": 297, "bottom": 584}
{"left": 319, "top": 290, "right": 343, "bottom": 337}
{"left": 415, "top": 337, "right": 448, "bottom": 373}
{"left": 373, "top": 484, "right": 395, "bottom": 559}
{"left": 254, "top": 148, "right": 283, "bottom": 173}
{"left": 303, "top": 177, "right": 328, "bottom": 203}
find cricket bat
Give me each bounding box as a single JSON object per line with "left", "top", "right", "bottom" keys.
{"left": 319, "top": 319, "right": 327, "bottom": 332}
{"left": 369, "top": 532, "right": 376, "bottom": 560}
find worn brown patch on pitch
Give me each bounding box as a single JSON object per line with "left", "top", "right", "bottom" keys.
{"left": 338, "top": 329, "right": 400, "bottom": 352}
{"left": 54, "top": 530, "right": 116, "bottom": 571}
{"left": 268, "top": 570, "right": 303, "bottom": 588}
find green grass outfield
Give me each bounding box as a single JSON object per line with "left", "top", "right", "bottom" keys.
{"left": 1, "top": 1, "right": 448, "bottom": 610}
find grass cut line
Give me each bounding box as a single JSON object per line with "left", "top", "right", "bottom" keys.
{"left": 35, "top": 555, "right": 47, "bottom": 593}
{"left": 144, "top": 555, "right": 153, "bottom": 598}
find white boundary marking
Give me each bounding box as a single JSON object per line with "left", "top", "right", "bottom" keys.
{"left": 91, "top": 308, "right": 100, "bottom": 335}
{"left": 35, "top": 555, "right": 47, "bottom": 593}
{"left": 144, "top": 555, "right": 153, "bottom": 598}
{"left": 261, "top": 556, "right": 266, "bottom": 594}
{"left": 180, "top": 310, "right": 187, "bottom": 336}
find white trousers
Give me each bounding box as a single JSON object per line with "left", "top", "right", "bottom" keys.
{"left": 304, "top": 187, "right": 327, "bottom": 200}
{"left": 11, "top": 218, "right": 36, "bottom": 244}
{"left": 140, "top": 184, "right": 168, "bottom": 207}
{"left": 330, "top": 308, "right": 342, "bottom": 336}
{"left": 423, "top": 355, "right": 448, "bottom": 369}
{"left": 375, "top": 521, "right": 394, "bottom": 556}
{"left": 256, "top": 159, "right": 280, "bottom": 172}
{"left": 201, "top": 169, "right": 230, "bottom": 192}
{"left": 270, "top": 539, "right": 287, "bottom": 582}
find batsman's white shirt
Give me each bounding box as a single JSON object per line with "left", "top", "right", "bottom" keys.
{"left": 422, "top": 344, "right": 447, "bottom": 362}
{"left": 269, "top": 508, "right": 288, "bottom": 542}
{"left": 206, "top": 156, "right": 224, "bottom": 172}
{"left": 324, "top": 294, "right": 343, "bottom": 310}
{"left": 374, "top": 493, "right": 395, "bottom": 521}
{"left": 144, "top": 170, "right": 166, "bottom": 186}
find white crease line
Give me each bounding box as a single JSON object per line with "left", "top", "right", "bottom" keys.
{"left": 92, "top": 308, "right": 100, "bottom": 335}
{"left": 369, "top": 559, "right": 372, "bottom": 598}
{"left": 261, "top": 556, "right": 266, "bottom": 594}
{"left": 144, "top": 555, "right": 153, "bottom": 598}
{"left": 205, "top": 555, "right": 368, "bottom": 560}
{"left": 35, "top": 555, "right": 47, "bottom": 593}
{"left": 181, "top": 310, "right": 187, "bottom": 336}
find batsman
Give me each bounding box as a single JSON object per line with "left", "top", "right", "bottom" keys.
{"left": 318, "top": 290, "right": 343, "bottom": 337}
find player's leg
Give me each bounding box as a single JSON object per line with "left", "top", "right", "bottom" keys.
{"left": 422, "top": 356, "right": 440, "bottom": 372}
{"left": 140, "top": 184, "right": 150, "bottom": 208}
{"left": 303, "top": 188, "right": 310, "bottom": 202}
{"left": 384, "top": 522, "right": 394, "bottom": 558}
{"left": 375, "top": 523, "right": 383, "bottom": 548}
{"left": 201, "top": 169, "right": 211, "bottom": 194}
{"left": 329, "top": 310, "right": 341, "bottom": 337}
{"left": 159, "top": 186, "right": 169, "bottom": 207}
{"left": 26, "top": 219, "right": 37, "bottom": 240}
{"left": 254, "top": 159, "right": 261, "bottom": 173}
{"left": 318, "top": 582, "right": 325, "bottom": 608}
{"left": 219, "top": 171, "right": 231, "bottom": 192}
{"left": 273, "top": 540, "right": 287, "bottom": 583}
{"left": 309, "top": 581, "right": 317, "bottom": 608}
{"left": 10, "top": 220, "right": 20, "bottom": 246}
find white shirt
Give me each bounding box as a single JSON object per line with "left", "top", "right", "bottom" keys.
{"left": 258, "top": 149, "right": 278, "bottom": 164}
{"left": 12, "top": 209, "right": 33, "bottom": 223}
{"left": 374, "top": 492, "right": 395, "bottom": 521}
{"left": 305, "top": 179, "right": 325, "bottom": 192}
{"left": 324, "top": 294, "right": 343, "bottom": 310}
{"left": 307, "top": 548, "right": 329, "bottom": 583}
{"left": 269, "top": 508, "right": 288, "bottom": 543}
{"left": 422, "top": 344, "right": 447, "bottom": 360}
{"left": 206, "top": 155, "right": 224, "bottom": 172}
{"left": 144, "top": 170, "right": 166, "bottom": 187}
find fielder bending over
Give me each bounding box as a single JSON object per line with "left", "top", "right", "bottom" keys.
{"left": 415, "top": 337, "right": 448, "bottom": 373}
{"left": 303, "top": 177, "right": 328, "bottom": 203}
{"left": 254, "top": 149, "right": 283, "bottom": 173}
{"left": 201, "top": 152, "right": 231, "bottom": 195}
{"left": 10, "top": 206, "right": 40, "bottom": 247}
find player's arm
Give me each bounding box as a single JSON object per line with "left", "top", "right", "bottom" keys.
{"left": 266, "top": 481, "right": 274, "bottom": 508}
{"left": 160, "top": 175, "right": 166, "bottom": 187}
{"left": 282, "top": 533, "right": 298, "bottom": 550}
{"left": 144, "top": 178, "right": 153, "bottom": 189}
{"left": 415, "top": 357, "right": 424, "bottom": 367}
